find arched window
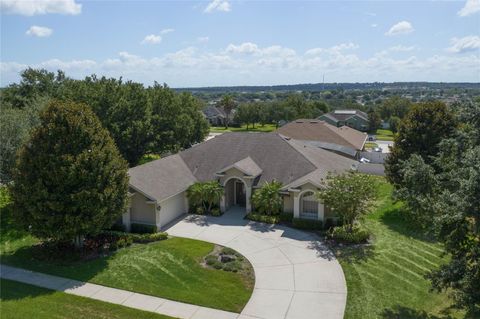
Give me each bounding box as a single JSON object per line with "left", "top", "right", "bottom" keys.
{"left": 300, "top": 191, "right": 318, "bottom": 219}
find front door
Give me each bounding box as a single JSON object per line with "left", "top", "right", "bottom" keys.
{"left": 235, "top": 181, "right": 246, "bottom": 206}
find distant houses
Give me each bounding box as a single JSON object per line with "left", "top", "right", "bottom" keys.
{"left": 203, "top": 105, "right": 235, "bottom": 126}
{"left": 318, "top": 109, "right": 370, "bottom": 132}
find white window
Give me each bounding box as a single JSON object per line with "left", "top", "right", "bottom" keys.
{"left": 301, "top": 191, "right": 318, "bottom": 218}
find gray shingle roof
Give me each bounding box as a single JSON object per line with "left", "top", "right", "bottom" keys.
{"left": 129, "top": 132, "right": 359, "bottom": 201}
{"left": 128, "top": 154, "right": 197, "bottom": 202}
{"left": 180, "top": 132, "right": 317, "bottom": 186}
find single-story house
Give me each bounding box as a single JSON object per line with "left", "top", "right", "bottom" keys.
{"left": 202, "top": 105, "right": 234, "bottom": 126}
{"left": 318, "top": 110, "right": 370, "bottom": 132}
{"left": 125, "top": 132, "right": 358, "bottom": 231}
{"left": 276, "top": 119, "right": 368, "bottom": 158}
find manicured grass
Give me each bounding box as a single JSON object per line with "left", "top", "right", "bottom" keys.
{"left": 0, "top": 279, "right": 174, "bottom": 319}
{"left": 210, "top": 123, "right": 277, "bottom": 133}
{"left": 333, "top": 179, "right": 464, "bottom": 319}
{"left": 0, "top": 187, "right": 254, "bottom": 313}
{"left": 375, "top": 129, "right": 395, "bottom": 141}
{"left": 364, "top": 142, "right": 378, "bottom": 149}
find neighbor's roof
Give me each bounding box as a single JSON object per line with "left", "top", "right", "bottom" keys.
{"left": 128, "top": 154, "right": 197, "bottom": 202}
{"left": 320, "top": 109, "right": 369, "bottom": 122}
{"left": 276, "top": 119, "right": 367, "bottom": 150}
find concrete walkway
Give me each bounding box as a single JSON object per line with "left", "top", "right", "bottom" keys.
{"left": 165, "top": 207, "right": 347, "bottom": 319}
{"left": 1, "top": 264, "right": 238, "bottom": 319}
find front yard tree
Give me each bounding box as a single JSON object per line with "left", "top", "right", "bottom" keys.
{"left": 252, "top": 181, "right": 283, "bottom": 215}
{"left": 11, "top": 100, "right": 129, "bottom": 246}
{"left": 317, "top": 172, "right": 377, "bottom": 230}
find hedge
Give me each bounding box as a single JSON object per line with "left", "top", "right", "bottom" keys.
{"left": 130, "top": 223, "right": 157, "bottom": 234}
{"left": 245, "top": 213, "right": 281, "bottom": 224}
{"left": 292, "top": 218, "right": 323, "bottom": 230}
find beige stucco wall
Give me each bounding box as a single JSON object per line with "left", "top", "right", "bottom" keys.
{"left": 159, "top": 192, "right": 188, "bottom": 228}
{"left": 130, "top": 192, "right": 156, "bottom": 224}
{"left": 283, "top": 194, "right": 294, "bottom": 213}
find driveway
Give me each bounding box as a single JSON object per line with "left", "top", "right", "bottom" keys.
{"left": 376, "top": 140, "right": 394, "bottom": 153}
{"left": 165, "top": 207, "right": 347, "bottom": 319}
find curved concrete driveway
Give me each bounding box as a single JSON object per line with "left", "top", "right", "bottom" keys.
{"left": 165, "top": 208, "right": 347, "bottom": 319}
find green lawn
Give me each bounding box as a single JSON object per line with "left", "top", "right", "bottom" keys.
{"left": 364, "top": 142, "right": 378, "bottom": 149}
{"left": 0, "top": 279, "right": 174, "bottom": 319}
{"left": 334, "top": 180, "right": 464, "bottom": 319}
{"left": 210, "top": 123, "right": 277, "bottom": 133}
{"left": 375, "top": 129, "right": 395, "bottom": 141}
{"left": 0, "top": 188, "right": 254, "bottom": 313}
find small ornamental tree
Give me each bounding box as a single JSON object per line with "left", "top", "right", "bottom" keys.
{"left": 11, "top": 100, "right": 129, "bottom": 246}
{"left": 317, "top": 172, "right": 377, "bottom": 231}
{"left": 252, "top": 181, "right": 283, "bottom": 215}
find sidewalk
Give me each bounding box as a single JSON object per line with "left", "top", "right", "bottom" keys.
{"left": 1, "top": 264, "right": 239, "bottom": 319}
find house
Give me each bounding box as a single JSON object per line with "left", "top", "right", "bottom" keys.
{"left": 318, "top": 109, "right": 370, "bottom": 131}
{"left": 202, "top": 105, "right": 234, "bottom": 126}
{"left": 125, "top": 132, "right": 358, "bottom": 231}
{"left": 276, "top": 119, "right": 368, "bottom": 158}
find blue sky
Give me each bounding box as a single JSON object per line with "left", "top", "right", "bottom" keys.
{"left": 1, "top": 0, "right": 479, "bottom": 87}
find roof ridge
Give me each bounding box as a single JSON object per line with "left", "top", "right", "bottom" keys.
{"left": 272, "top": 133, "right": 318, "bottom": 175}
{"left": 323, "top": 123, "right": 358, "bottom": 149}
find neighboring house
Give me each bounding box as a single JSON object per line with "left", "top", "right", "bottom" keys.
{"left": 202, "top": 105, "right": 234, "bottom": 126}
{"left": 125, "top": 132, "right": 358, "bottom": 231}
{"left": 276, "top": 119, "right": 368, "bottom": 158}
{"left": 318, "top": 109, "right": 370, "bottom": 131}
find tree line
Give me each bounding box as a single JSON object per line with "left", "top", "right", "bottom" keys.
{"left": 385, "top": 99, "right": 480, "bottom": 315}
{"left": 0, "top": 68, "right": 210, "bottom": 182}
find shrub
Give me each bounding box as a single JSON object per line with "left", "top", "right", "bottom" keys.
{"left": 329, "top": 224, "right": 370, "bottom": 244}
{"left": 132, "top": 232, "right": 168, "bottom": 243}
{"left": 246, "top": 213, "right": 281, "bottom": 224}
{"left": 251, "top": 181, "right": 283, "bottom": 215}
{"left": 196, "top": 206, "right": 205, "bottom": 215}
{"left": 110, "top": 223, "right": 126, "bottom": 232}
{"left": 292, "top": 218, "right": 323, "bottom": 230}
{"left": 130, "top": 223, "right": 157, "bottom": 234}
{"left": 211, "top": 207, "right": 223, "bottom": 217}
{"left": 324, "top": 218, "right": 335, "bottom": 230}
{"left": 279, "top": 212, "right": 293, "bottom": 222}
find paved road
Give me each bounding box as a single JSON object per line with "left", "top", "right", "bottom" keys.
{"left": 165, "top": 207, "right": 347, "bottom": 319}
{"left": 375, "top": 140, "right": 394, "bottom": 153}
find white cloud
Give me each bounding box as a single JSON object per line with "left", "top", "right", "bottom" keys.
{"left": 458, "top": 0, "right": 480, "bottom": 17}
{"left": 160, "top": 28, "right": 174, "bottom": 34}
{"left": 371, "top": 24, "right": 378, "bottom": 28}
{"left": 385, "top": 21, "right": 414, "bottom": 36}
{"left": 1, "top": 0, "right": 81, "bottom": 16}
{"left": 26, "top": 25, "right": 53, "bottom": 37}
{"left": 141, "top": 34, "right": 162, "bottom": 45}
{"left": 388, "top": 45, "right": 415, "bottom": 52}
{"left": 447, "top": 35, "right": 480, "bottom": 53}
{"left": 225, "top": 42, "right": 259, "bottom": 54}
{"left": 305, "top": 42, "right": 359, "bottom": 56}
{"left": 2, "top": 45, "right": 479, "bottom": 86}
{"left": 197, "top": 36, "right": 210, "bottom": 43}
{"left": 204, "top": 0, "right": 231, "bottom": 13}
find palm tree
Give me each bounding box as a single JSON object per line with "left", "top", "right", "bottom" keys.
{"left": 252, "top": 181, "right": 283, "bottom": 215}
{"left": 204, "top": 181, "right": 223, "bottom": 213}
{"left": 219, "top": 95, "right": 235, "bottom": 129}
{"left": 186, "top": 182, "right": 204, "bottom": 212}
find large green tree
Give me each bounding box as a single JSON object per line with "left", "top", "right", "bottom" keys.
{"left": 395, "top": 101, "right": 480, "bottom": 314}
{"left": 10, "top": 100, "right": 129, "bottom": 245}
{"left": 385, "top": 101, "right": 457, "bottom": 186}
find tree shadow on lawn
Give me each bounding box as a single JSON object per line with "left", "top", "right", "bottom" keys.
{"left": 0, "top": 278, "right": 58, "bottom": 302}
{"left": 379, "top": 206, "right": 437, "bottom": 243}
{"left": 1, "top": 241, "right": 110, "bottom": 284}
{"left": 329, "top": 241, "right": 376, "bottom": 263}
{"left": 381, "top": 305, "right": 459, "bottom": 319}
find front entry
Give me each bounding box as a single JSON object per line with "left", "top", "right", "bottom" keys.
{"left": 235, "top": 181, "right": 246, "bottom": 206}
{"left": 225, "top": 178, "right": 247, "bottom": 210}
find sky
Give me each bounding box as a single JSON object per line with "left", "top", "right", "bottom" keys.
{"left": 1, "top": 0, "right": 479, "bottom": 87}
